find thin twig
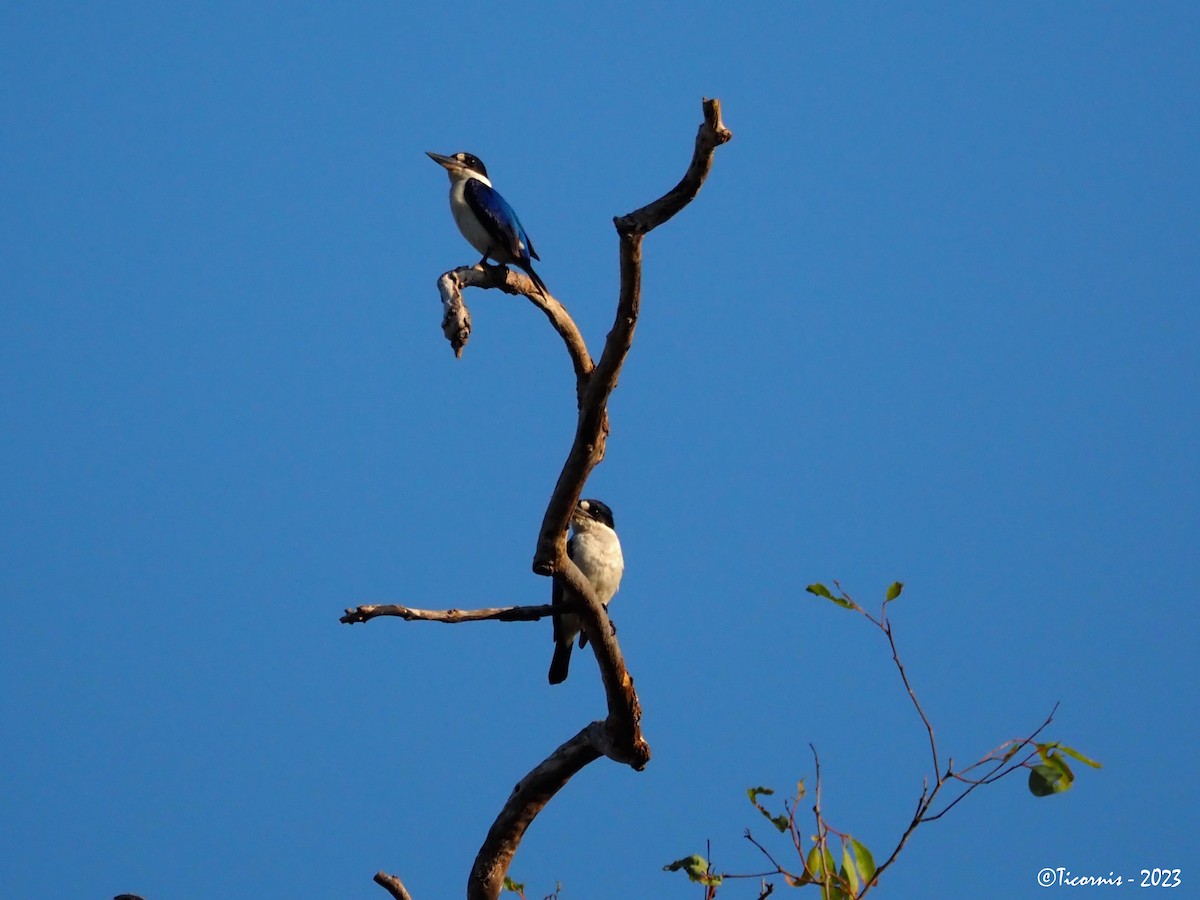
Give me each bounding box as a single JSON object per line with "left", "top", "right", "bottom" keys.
{"left": 743, "top": 830, "right": 789, "bottom": 877}
{"left": 922, "top": 704, "right": 1058, "bottom": 823}
{"left": 881, "top": 616, "right": 939, "bottom": 778}
{"left": 863, "top": 791, "right": 931, "bottom": 893}
{"left": 809, "top": 744, "right": 837, "bottom": 898}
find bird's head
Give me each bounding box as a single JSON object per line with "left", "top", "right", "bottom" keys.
{"left": 426, "top": 151, "right": 490, "bottom": 184}
{"left": 572, "top": 498, "right": 616, "bottom": 532}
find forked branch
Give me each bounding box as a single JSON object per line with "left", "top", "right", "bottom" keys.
{"left": 532, "top": 98, "right": 732, "bottom": 576}
{"left": 364, "top": 98, "right": 732, "bottom": 900}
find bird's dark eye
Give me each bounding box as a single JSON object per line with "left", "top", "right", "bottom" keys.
{"left": 577, "top": 499, "right": 613, "bottom": 527}
{"left": 455, "top": 153, "right": 487, "bottom": 179}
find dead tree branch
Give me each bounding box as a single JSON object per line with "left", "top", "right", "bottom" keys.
{"left": 341, "top": 602, "right": 561, "bottom": 625}
{"left": 437, "top": 267, "right": 593, "bottom": 391}
{"left": 373, "top": 872, "right": 414, "bottom": 900}
{"left": 532, "top": 97, "right": 731, "bottom": 576}
{"left": 468, "top": 724, "right": 605, "bottom": 900}
{"left": 358, "top": 98, "right": 731, "bottom": 900}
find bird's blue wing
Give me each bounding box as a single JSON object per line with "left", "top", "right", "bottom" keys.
{"left": 463, "top": 178, "right": 539, "bottom": 263}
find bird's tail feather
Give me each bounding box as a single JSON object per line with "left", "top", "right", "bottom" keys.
{"left": 548, "top": 640, "right": 572, "bottom": 685}
{"left": 520, "top": 262, "right": 550, "bottom": 298}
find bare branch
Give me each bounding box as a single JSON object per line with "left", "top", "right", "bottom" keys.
{"left": 341, "top": 602, "right": 562, "bottom": 626}
{"left": 437, "top": 271, "right": 472, "bottom": 358}
{"left": 374, "top": 871, "right": 414, "bottom": 900}
{"left": 863, "top": 791, "right": 928, "bottom": 894}
{"left": 922, "top": 703, "right": 1059, "bottom": 823}
{"left": 380, "top": 100, "right": 730, "bottom": 900}
{"left": 881, "top": 617, "right": 940, "bottom": 779}
{"left": 808, "top": 744, "right": 830, "bottom": 891}
{"left": 468, "top": 723, "right": 606, "bottom": 900}
{"left": 436, "top": 262, "right": 593, "bottom": 391}
{"left": 866, "top": 704, "right": 1060, "bottom": 891}
{"left": 533, "top": 98, "right": 733, "bottom": 575}
{"left": 743, "top": 830, "right": 793, "bottom": 881}
{"left": 337, "top": 585, "right": 647, "bottom": 767}
{"left": 614, "top": 98, "right": 733, "bottom": 236}
{"left": 861, "top": 622, "right": 1060, "bottom": 893}
{"left": 464, "top": 100, "right": 730, "bottom": 900}
{"left": 554, "top": 558, "right": 649, "bottom": 768}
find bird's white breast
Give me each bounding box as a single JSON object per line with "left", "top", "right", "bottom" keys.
{"left": 572, "top": 529, "right": 624, "bottom": 605}
{"left": 449, "top": 178, "right": 495, "bottom": 258}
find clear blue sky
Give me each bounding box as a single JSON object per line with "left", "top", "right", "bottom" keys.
{"left": 2, "top": 3, "right": 1197, "bottom": 898}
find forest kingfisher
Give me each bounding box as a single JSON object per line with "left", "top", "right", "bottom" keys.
{"left": 426, "top": 151, "right": 549, "bottom": 297}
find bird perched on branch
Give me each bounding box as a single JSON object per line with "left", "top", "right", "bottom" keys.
{"left": 426, "top": 151, "right": 549, "bottom": 297}
{"left": 549, "top": 498, "right": 624, "bottom": 685}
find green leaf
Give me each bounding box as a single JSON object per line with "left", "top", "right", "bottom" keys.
{"left": 806, "top": 845, "right": 837, "bottom": 879}
{"left": 849, "top": 837, "right": 876, "bottom": 885}
{"left": 1035, "top": 742, "right": 1074, "bottom": 767}
{"left": 747, "top": 786, "right": 774, "bottom": 804}
{"left": 748, "top": 785, "right": 789, "bottom": 832}
{"left": 807, "top": 582, "right": 857, "bottom": 609}
{"left": 1029, "top": 763, "right": 1074, "bottom": 796}
{"left": 663, "top": 855, "right": 710, "bottom": 882}
{"left": 1041, "top": 749, "right": 1075, "bottom": 781}
{"left": 502, "top": 875, "right": 524, "bottom": 894}
{"left": 805, "top": 845, "right": 824, "bottom": 877}
{"left": 1055, "top": 744, "right": 1102, "bottom": 769}
{"left": 840, "top": 846, "right": 860, "bottom": 894}
{"left": 885, "top": 581, "right": 904, "bottom": 602}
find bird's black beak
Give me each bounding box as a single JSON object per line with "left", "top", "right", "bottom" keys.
{"left": 426, "top": 151, "right": 454, "bottom": 168}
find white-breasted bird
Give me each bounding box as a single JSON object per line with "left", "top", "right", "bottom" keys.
{"left": 426, "top": 150, "right": 549, "bottom": 296}
{"left": 549, "top": 498, "right": 624, "bottom": 685}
